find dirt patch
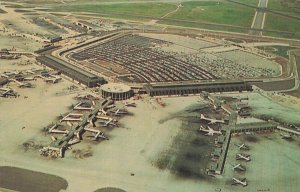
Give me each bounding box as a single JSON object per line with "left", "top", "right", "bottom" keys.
{"left": 244, "top": 135, "right": 260, "bottom": 143}
{"left": 71, "top": 146, "right": 93, "bottom": 159}
{"left": 22, "top": 139, "right": 44, "bottom": 151}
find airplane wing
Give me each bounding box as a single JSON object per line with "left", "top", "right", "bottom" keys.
{"left": 233, "top": 164, "right": 240, "bottom": 169}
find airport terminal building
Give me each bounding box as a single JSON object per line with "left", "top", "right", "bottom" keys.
{"left": 100, "top": 83, "right": 133, "bottom": 100}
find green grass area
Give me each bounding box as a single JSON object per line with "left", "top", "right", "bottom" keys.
{"left": 268, "top": 0, "right": 298, "bottom": 11}
{"left": 75, "top": 12, "right": 150, "bottom": 22}
{"left": 165, "top": 1, "right": 254, "bottom": 27}
{"left": 272, "top": 46, "right": 296, "bottom": 58}
{"left": 15, "top": 0, "right": 298, "bottom": 39}
{"left": 53, "top": 2, "right": 177, "bottom": 18}
{"left": 264, "top": 13, "right": 300, "bottom": 39}
{"left": 239, "top": 0, "right": 259, "bottom": 6}
{"left": 2, "top": 0, "right": 163, "bottom": 3}
{"left": 257, "top": 46, "right": 294, "bottom": 59}
{"left": 158, "top": 20, "right": 249, "bottom": 34}
{"left": 268, "top": 0, "right": 300, "bottom": 17}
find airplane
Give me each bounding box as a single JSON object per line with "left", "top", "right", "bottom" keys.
{"left": 49, "top": 74, "right": 62, "bottom": 80}
{"left": 75, "top": 94, "right": 94, "bottom": 100}
{"left": 26, "top": 69, "right": 36, "bottom": 75}
{"left": 49, "top": 129, "right": 69, "bottom": 134}
{"left": 0, "top": 54, "right": 20, "bottom": 60}
{"left": 199, "top": 125, "right": 222, "bottom": 136}
{"left": 44, "top": 74, "right": 62, "bottom": 84}
{"left": 73, "top": 102, "right": 93, "bottom": 110}
{"left": 231, "top": 178, "right": 248, "bottom": 187}
{"left": 96, "top": 114, "right": 117, "bottom": 126}
{"left": 235, "top": 143, "right": 250, "bottom": 150}
{"left": 84, "top": 127, "right": 107, "bottom": 140}
{"left": 1, "top": 72, "right": 14, "bottom": 78}
{"left": 236, "top": 153, "right": 251, "bottom": 161}
{"left": 0, "top": 73, "right": 9, "bottom": 78}
{"left": 97, "top": 115, "right": 113, "bottom": 121}
{"left": 18, "top": 82, "right": 34, "bottom": 88}
{"left": 125, "top": 102, "right": 136, "bottom": 107}
{"left": 232, "top": 164, "right": 246, "bottom": 172}
{"left": 48, "top": 124, "right": 69, "bottom": 134}
{"left": 0, "top": 88, "right": 18, "bottom": 97}
{"left": 45, "top": 78, "right": 59, "bottom": 84}
{"left": 99, "top": 108, "right": 108, "bottom": 116}
{"left": 110, "top": 109, "right": 128, "bottom": 116}
{"left": 61, "top": 117, "right": 82, "bottom": 122}
{"left": 280, "top": 133, "right": 292, "bottom": 140}
{"left": 49, "top": 136, "right": 80, "bottom": 150}
{"left": 200, "top": 114, "right": 226, "bottom": 125}
{"left": 51, "top": 136, "right": 57, "bottom": 141}
{"left": 67, "top": 138, "right": 80, "bottom": 145}
{"left": 99, "top": 118, "right": 117, "bottom": 127}
{"left": 106, "top": 104, "right": 116, "bottom": 109}
{"left": 23, "top": 77, "right": 35, "bottom": 81}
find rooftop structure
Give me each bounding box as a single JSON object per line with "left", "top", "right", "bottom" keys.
{"left": 100, "top": 83, "right": 133, "bottom": 100}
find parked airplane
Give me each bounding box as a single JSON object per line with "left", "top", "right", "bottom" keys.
{"left": 199, "top": 125, "right": 222, "bottom": 136}
{"left": 235, "top": 143, "right": 250, "bottom": 150}
{"left": 106, "top": 104, "right": 116, "bottom": 109}
{"left": 99, "top": 118, "right": 117, "bottom": 127}
{"left": 18, "top": 82, "right": 34, "bottom": 88}
{"left": 67, "top": 138, "right": 80, "bottom": 145}
{"left": 236, "top": 153, "right": 251, "bottom": 161}
{"left": 84, "top": 127, "right": 107, "bottom": 140}
{"left": 51, "top": 136, "right": 57, "bottom": 141}
{"left": 232, "top": 164, "right": 246, "bottom": 172}
{"left": 61, "top": 116, "right": 82, "bottom": 122}
{"left": 23, "top": 77, "right": 35, "bottom": 81}
{"left": 75, "top": 94, "right": 94, "bottom": 100}
{"left": 0, "top": 88, "right": 17, "bottom": 97}
{"left": 99, "top": 108, "right": 108, "bottom": 116}
{"left": 48, "top": 124, "right": 69, "bottom": 134}
{"left": 200, "top": 114, "right": 226, "bottom": 124}
{"left": 110, "top": 109, "right": 128, "bottom": 116}
{"left": 232, "top": 178, "right": 248, "bottom": 187}
{"left": 73, "top": 102, "right": 93, "bottom": 110}
{"left": 45, "top": 78, "right": 59, "bottom": 84}
{"left": 125, "top": 102, "right": 136, "bottom": 107}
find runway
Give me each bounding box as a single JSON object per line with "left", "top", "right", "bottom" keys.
{"left": 250, "top": 0, "right": 268, "bottom": 36}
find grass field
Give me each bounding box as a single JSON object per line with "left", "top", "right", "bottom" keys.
{"left": 5, "top": 0, "right": 300, "bottom": 39}
{"left": 237, "top": 0, "right": 259, "bottom": 6}
{"left": 3, "top": 0, "right": 173, "bottom": 3}
{"left": 257, "top": 46, "right": 294, "bottom": 59}
{"left": 264, "top": 13, "right": 300, "bottom": 39}
{"left": 53, "top": 2, "right": 177, "bottom": 18}
{"left": 266, "top": 0, "right": 300, "bottom": 19}
{"left": 165, "top": 1, "right": 254, "bottom": 27}
{"left": 48, "top": 0, "right": 256, "bottom": 26}
{"left": 158, "top": 20, "right": 249, "bottom": 33}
